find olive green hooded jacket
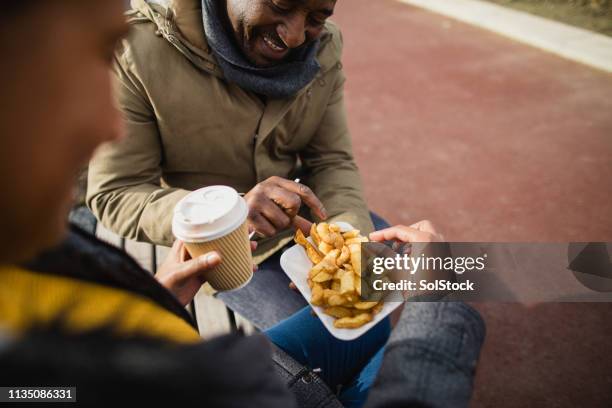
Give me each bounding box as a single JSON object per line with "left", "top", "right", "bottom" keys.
{"left": 87, "top": 0, "right": 374, "bottom": 263}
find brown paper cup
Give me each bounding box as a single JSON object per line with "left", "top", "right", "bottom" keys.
{"left": 183, "top": 221, "right": 253, "bottom": 292}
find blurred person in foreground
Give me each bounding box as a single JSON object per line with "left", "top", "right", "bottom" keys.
{"left": 0, "top": 0, "right": 485, "bottom": 406}
{"left": 85, "top": 0, "right": 389, "bottom": 329}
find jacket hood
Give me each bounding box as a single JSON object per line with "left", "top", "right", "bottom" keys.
{"left": 128, "top": 0, "right": 342, "bottom": 77}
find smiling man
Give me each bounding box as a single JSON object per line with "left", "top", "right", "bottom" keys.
{"left": 87, "top": 0, "right": 382, "bottom": 328}
{"left": 224, "top": 0, "right": 334, "bottom": 67}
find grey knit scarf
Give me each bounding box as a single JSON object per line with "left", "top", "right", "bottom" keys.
{"left": 201, "top": 0, "right": 321, "bottom": 99}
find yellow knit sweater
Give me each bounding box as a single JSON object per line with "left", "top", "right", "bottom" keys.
{"left": 0, "top": 266, "right": 201, "bottom": 344}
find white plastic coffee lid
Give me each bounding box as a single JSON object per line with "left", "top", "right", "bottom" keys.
{"left": 172, "top": 186, "right": 248, "bottom": 242}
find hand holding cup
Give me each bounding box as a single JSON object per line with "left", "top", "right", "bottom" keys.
{"left": 172, "top": 186, "right": 254, "bottom": 292}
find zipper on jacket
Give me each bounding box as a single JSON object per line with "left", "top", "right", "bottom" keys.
{"left": 252, "top": 104, "right": 266, "bottom": 182}
{"left": 252, "top": 133, "right": 259, "bottom": 182}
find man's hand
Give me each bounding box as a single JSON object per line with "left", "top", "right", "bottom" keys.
{"left": 156, "top": 239, "right": 257, "bottom": 306}
{"left": 369, "top": 220, "right": 445, "bottom": 244}
{"left": 244, "top": 176, "right": 327, "bottom": 237}
{"left": 370, "top": 220, "right": 452, "bottom": 301}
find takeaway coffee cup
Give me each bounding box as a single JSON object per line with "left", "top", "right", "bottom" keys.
{"left": 172, "top": 186, "right": 252, "bottom": 291}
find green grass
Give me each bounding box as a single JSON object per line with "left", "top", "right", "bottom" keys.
{"left": 482, "top": 0, "right": 612, "bottom": 36}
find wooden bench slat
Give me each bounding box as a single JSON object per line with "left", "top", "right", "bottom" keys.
{"left": 125, "top": 239, "right": 155, "bottom": 274}
{"left": 95, "top": 223, "right": 123, "bottom": 248}
{"left": 193, "top": 290, "right": 233, "bottom": 339}
{"left": 235, "top": 313, "right": 257, "bottom": 335}
{"left": 155, "top": 245, "right": 171, "bottom": 272}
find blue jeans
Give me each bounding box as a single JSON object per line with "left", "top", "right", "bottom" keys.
{"left": 265, "top": 307, "right": 391, "bottom": 408}
{"left": 218, "top": 212, "right": 390, "bottom": 330}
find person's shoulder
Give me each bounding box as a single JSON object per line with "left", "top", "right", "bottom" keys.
{"left": 114, "top": 11, "right": 176, "bottom": 75}
{"left": 118, "top": 10, "right": 161, "bottom": 53}
{"left": 323, "top": 20, "right": 344, "bottom": 53}
{"left": 318, "top": 20, "right": 344, "bottom": 69}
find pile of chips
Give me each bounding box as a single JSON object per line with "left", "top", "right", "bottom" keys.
{"left": 294, "top": 223, "right": 384, "bottom": 329}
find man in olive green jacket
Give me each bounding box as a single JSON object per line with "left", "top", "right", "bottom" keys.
{"left": 87, "top": 0, "right": 379, "bottom": 328}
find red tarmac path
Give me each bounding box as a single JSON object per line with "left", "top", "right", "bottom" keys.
{"left": 333, "top": 0, "right": 612, "bottom": 406}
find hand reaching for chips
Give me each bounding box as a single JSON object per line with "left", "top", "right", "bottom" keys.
{"left": 294, "top": 222, "right": 384, "bottom": 329}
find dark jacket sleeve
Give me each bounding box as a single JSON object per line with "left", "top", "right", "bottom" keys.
{"left": 364, "top": 302, "right": 486, "bottom": 408}
{"left": 0, "top": 326, "right": 297, "bottom": 408}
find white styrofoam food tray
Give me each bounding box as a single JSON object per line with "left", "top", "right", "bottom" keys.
{"left": 280, "top": 222, "right": 402, "bottom": 341}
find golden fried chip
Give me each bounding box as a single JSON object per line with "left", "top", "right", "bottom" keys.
{"left": 316, "top": 223, "right": 332, "bottom": 244}
{"left": 311, "top": 283, "right": 324, "bottom": 306}
{"left": 329, "top": 295, "right": 347, "bottom": 306}
{"left": 310, "top": 223, "right": 321, "bottom": 247}
{"left": 349, "top": 243, "right": 361, "bottom": 276}
{"left": 294, "top": 228, "right": 308, "bottom": 246}
{"left": 309, "top": 249, "right": 340, "bottom": 278}
{"left": 318, "top": 241, "right": 334, "bottom": 255}
{"left": 334, "top": 313, "right": 373, "bottom": 329}
{"left": 321, "top": 289, "right": 344, "bottom": 306}
{"left": 342, "top": 230, "right": 360, "bottom": 239}
{"left": 313, "top": 271, "right": 333, "bottom": 283}
{"left": 322, "top": 288, "right": 339, "bottom": 300}
{"left": 324, "top": 306, "right": 353, "bottom": 319}
{"left": 340, "top": 270, "right": 355, "bottom": 295}
{"left": 372, "top": 302, "right": 384, "bottom": 315}
{"left": 353, "top": 301, "right": 379, "bottom": 310}
{"left": 294, "top": 229, "right": 324, "bottom": 264}
{"left": 336, "top": 246, "right": 350, "bottom": 266}
{"left": 330, "top": 232, "right": 344, "bottom": 249}
{"left": 345, "top": 237, "right": 369, "bottom": 245}
{"left": 306, "top": 246, "right": 323, "bottom": 264}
